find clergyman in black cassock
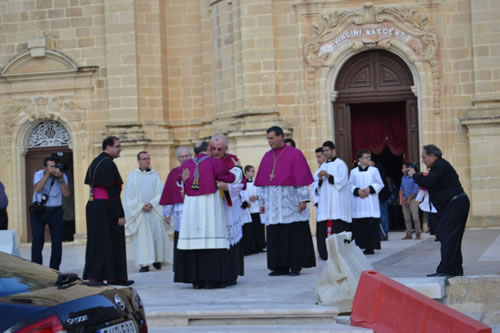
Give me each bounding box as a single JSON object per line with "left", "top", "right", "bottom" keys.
{"left": 83, "top": 137, "right": 132, "bottom": 285}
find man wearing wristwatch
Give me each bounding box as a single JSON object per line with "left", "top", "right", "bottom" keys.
{"left": 31, "top": 156, "right": 70, "bottom": 270}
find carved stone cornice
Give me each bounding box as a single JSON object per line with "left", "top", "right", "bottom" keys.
{"left": 4, "top": 96, "right": 88, "bottom": 134}
{"left": 304, "top": 2, "right": 438, "bottom": 72}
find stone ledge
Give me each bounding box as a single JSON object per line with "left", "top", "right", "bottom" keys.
{"left": 146, "top": 305, "right": 339, "bottom": 327}
{"left": 149, "top": 323, "right": 373, "bottom": 332}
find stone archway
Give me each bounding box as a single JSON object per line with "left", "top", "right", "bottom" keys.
{"left": 297, "top": 2, "right": 440, "bottom": 164}
{"left": 333, "top": 50, "right": 418, "bottom": 168}
{"left": 25, "top": 121, "right": 75, "bottom": 242}
{"left": 0, "top": 38, "right": 96, "bottom": 242}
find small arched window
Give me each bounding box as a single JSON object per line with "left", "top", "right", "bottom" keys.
{"left": 27, "top": 120, "right": 72, "bottom": 147}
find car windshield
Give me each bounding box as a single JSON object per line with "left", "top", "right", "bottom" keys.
{"left": 0, "top": 252, "right": 59, "bottom": 297}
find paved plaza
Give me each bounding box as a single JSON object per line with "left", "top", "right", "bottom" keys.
{"left": 17, "top": 228, "right": 500, "bottom": 331}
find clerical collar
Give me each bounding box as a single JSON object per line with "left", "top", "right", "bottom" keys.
{"left": 140, "top": 168, "right": 151, "bottom": 172}
{"left": 358, "top": 165, "right": 369, "bottom": 172}
{"left": 326, "top": 157, "right": 337, "bottom": 163}
{"left": 246, "top": 178, "right": 253, "bottom": 183}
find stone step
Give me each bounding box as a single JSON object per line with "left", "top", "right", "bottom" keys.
{"left": 146, "top": 305, "right": 339, "bottom": 327}
{"left": 148, "top": 323, "right": 373, "bottom": 332}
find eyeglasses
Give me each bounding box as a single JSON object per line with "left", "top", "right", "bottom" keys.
{"left": 212, "top": 147, "right": 225, "bottom": 151}
{"left": 112, "top": 145, "right": 121, "bottom": 148}
{"left": 140, "top": 158, "right": 150, "bottom": 160}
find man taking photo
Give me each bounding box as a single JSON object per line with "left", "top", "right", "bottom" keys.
{"left": 31, "top": 156, "right": 70, "bottom": 270}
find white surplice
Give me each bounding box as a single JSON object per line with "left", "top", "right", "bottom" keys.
{"left": 258, "top": 186, "right": 310, "bottom": 225}
{"left": 244, "top": 181, "right": 261, "bottom": 214}
{"left": 223, "top": 167, "right": 244, "bottom": 246}
{"left": 124, "top": 168, "right": 174, "bottom": 267}
{"left": 312, "top": 165, "right": 324, "bottom": 209}
{"left": 162, "top": 203, "right": 183, "bottom": 232}
{"left": 349, "top": 166, "right": 384, "bottom": 219}
{"left": 239, "top": 184, "right": 253, "bottom": 225}
{"left": 316, "top": 158, "right": 352, "bottom": 223}
{"left": 178, "top": 167, "right": 242, "bottom": 250}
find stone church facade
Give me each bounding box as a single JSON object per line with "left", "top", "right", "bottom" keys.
{"left": 0, "top": 0, "right": 498, "bottom": 242}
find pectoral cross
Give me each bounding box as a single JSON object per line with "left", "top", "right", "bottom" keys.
{"left": 269, "top": 145, "right": 287, "bottom": 182}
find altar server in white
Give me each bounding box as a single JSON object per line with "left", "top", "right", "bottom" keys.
{"left": 124, "top": 151, "right": 173, "bottom": 272}
{"left": 312, "top": 147, "right": 327, "bottom": 214}
{"left": 241, "top": 165, "right": 266, "bottom": 255}
{"left": 316, "top": 141, "right": 352, "bottom": 260}
{"left": 348, "top": 149, "right": 384, "bottom": 255}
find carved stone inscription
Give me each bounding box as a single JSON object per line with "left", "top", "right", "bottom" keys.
{"left": 304, "top": 3, "right": 438, "bottom": 70}
{"left": 319, "top": 22, "right": 421, "bottom": 57}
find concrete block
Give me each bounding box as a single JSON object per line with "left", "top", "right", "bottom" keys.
{"left": 0, "top": 230, "right": 20, "bottom": 257}
{"left": 316, "top": 232, "right": 374, "bottom": 312}
{"left": 393, "top": 277, "right": 446, "bottom": 299}
{"left": 444, "top": 275, "right": 500, "bottom": 328}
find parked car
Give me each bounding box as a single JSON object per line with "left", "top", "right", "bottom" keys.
{"left": 0, "top": 251, "right": 147, "bottom": 332}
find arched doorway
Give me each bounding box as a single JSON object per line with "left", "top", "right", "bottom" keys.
{"left": 333, "top": 50, "right": 418, "bottom": 183}
{"left": 25, "top": 120, "right": 75, "bottom": 242}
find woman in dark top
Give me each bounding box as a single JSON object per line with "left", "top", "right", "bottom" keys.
{"left": 408, "top": 144, "right": 469, "bottom": 277}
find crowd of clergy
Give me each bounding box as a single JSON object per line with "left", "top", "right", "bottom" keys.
{"left": 120, "top": 125, "right": 394, "bottom": 289}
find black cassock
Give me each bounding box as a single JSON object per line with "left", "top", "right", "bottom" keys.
{"left": 83, "top": 152, "right": 128, "bottom": 282}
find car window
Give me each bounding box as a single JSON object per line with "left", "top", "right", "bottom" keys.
{"left": 0, "top": 252, "right": 58, "bottom": 297}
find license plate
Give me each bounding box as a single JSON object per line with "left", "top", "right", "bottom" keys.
{"left": 97, "top": 320, "right": 137, "bottom": 333}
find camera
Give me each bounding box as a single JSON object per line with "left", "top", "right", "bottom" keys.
{"left": 55, "top": 162, "right": 67, "bottom": 172}
{"left": 30, "top": 193, "right": 49, "bottom": 215}
{"left": 51, "top": 152, "right": 68, "bottom": 172}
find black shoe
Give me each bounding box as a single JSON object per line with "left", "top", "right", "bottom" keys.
{"left": 426, "top": 272, "right": 454, "bottom": 278}
{"left": 139, "top": 266, "right": 149, "bottom": 273}
{"left": 204, "top": 281, "right": 226, "bottom": 289}
{"left": 289, "top": 271, "right": 300, "bottom": 276}
{"left": 152, "top": 262, "right": 162, "bottom": 270}
{"left": 225, "top": 280, "right": 237, "bottom": 287}
{"left": 109, "top": 280, "right": 135, "bottom": 286}
{"left": 193, "top": 283, "right": 203, "bottom": 289}
{"left": 268, "top": 269, "right": 288, "bottom": 276}
{"left": 363, "top": 249, "right": 375, "bottom": 255}
{"left": 380, "top": 236, "right": 388, "bottom": 241}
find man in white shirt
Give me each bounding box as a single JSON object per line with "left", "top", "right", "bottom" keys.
{"left": 31, "top": 156, "right": 70, "bottom": 270}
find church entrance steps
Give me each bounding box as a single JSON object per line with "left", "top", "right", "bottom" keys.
{"left": 146, "top": 305, "right": 339, "bottom": 327}
{"left": 148, "top": 323, "right": 373, "bottom": 332}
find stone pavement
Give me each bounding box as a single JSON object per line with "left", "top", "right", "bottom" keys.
{"left": 17, "top": 229, "right": 500, "bottom": 331}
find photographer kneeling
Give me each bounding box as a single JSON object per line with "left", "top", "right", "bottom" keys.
{"left": 407, "top": 144, "right": 469, "bottom": 278}
{"left": 30, "top": 156, "right": 70, "bottom": 270}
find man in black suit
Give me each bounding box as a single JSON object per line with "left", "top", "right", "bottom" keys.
{"left": 408, "top": 144, "right": 469, "bottom": 278}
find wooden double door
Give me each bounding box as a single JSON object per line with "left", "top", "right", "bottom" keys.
{"left": 25, "top": 147, "right": 75, "bottom": 242}
{"left": 333, "top": 50, "right": 419, "bottom": 169}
